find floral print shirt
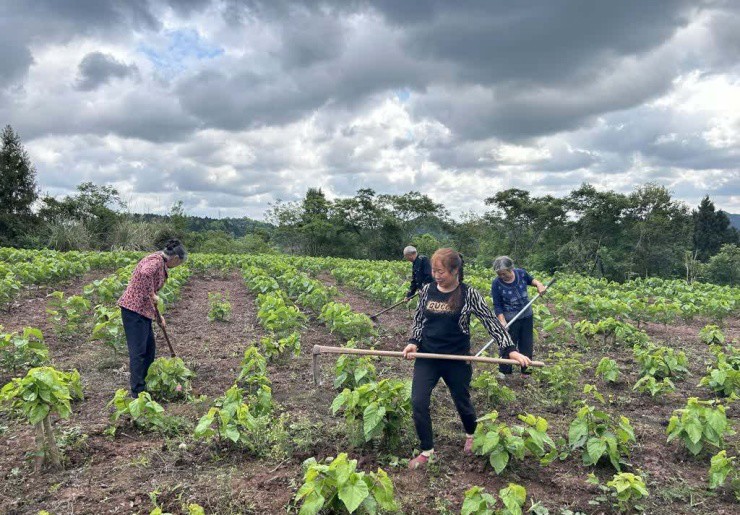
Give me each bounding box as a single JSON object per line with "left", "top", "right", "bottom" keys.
{"left": 117, "top": 253, "right": 168, "bottom": 320}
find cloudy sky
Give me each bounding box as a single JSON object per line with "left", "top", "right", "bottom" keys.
{"left": 1, "top": 0, "right": 739, "bottom": 219}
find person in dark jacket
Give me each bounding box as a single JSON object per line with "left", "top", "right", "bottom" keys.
{"left": 490, "top": 256, "right": 547, "bottom": 376}
{"left": 403, "top": 245, "right": 434, "bottom": 301}
{"left": 117, "top": 239, "right": 187, "bottom": 397}
{"left": 402, "top": 248, "right": 530, "bottom": 469}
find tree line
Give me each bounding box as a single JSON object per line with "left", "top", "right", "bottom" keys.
{"left": 267, "top": 185, "right": 739, "bottom": 284}
{"left": 1, "top": 124, "right": 738, "bottom": 284}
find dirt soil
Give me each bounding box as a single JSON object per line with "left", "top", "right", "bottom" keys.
{"left": 0, "top": 269, "right": 737, "bottom": 514}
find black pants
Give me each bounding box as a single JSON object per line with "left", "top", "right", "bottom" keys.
{"left": 121, "top": 307, "right": 156, "bottom": 397}
{"left": 499, "top": 315, "right": 534, "bottom": 374}
{"left": 411, "top": 358, "right": 476, "bottom": 451}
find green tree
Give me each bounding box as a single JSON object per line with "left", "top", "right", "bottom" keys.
{"left": 693, "top": 196, "right": 739, "bottom": 261}
{"left": 484, "top": 188, "right": 568, "bottom": 270}
{"left": 0, "top": 125, "right": 39, "bottom": 246}
{"left": 624, "top": 184, "right": 693, "bottom": 278}
{"left": 39, "top": 182, "right": 125, "bottom": 249}
{"left": 559, "top": 184, "right": 631, "bottom": 280}
{"left": 704, "top": 244, "right": 740, "bottom": 286}
{"left": 411, "top": 233, "right": 444, "bottom": 258}
{"left": 168, "top": 200, "right": 189, "bottom": 236}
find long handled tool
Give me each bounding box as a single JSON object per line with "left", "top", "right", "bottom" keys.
{"left": 154, "top": 305, "right": 177, "bottom": 358}
{"left": 475, "top": 275, "right": 557, "bottom": 357}
{"left": 369, "top": 293, "right": 418, "bottom": 321}
{"left": 312, "top": 345, "right": 545, "bottom": 386}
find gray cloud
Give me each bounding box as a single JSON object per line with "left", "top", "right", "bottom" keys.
{"left": 3, "top": 0, "right": 740, "bottom": 216}
{"left": 0, "top": 33, "right": 33, "bottom": 88}
{"left": 75, "top": 52, "right": 139, "bottom": 91}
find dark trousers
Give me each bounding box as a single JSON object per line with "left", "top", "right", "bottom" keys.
{"left": 121, "top": 307, "right": 156, "bottom": 397}
{"left": 499, "top": 315, "right": 534, "bottom": 374}
{"left": 411, "top": 358, "right": 476, "bottom": 451}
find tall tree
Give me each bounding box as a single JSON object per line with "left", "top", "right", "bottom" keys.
{"left": 38, "top": 182, "right": 125, "bottom": 249}
{"left": 692, "top": 196, "right": 739, "bottom": 261}
{"left": 0, "top": 125, "right": 39, "bottom": 245}
{"left": 484, "top": 188, "right": 568, "bottom": 269}
{"left": 624, "top": 184, "right": 693, "bottom": 278}
{"left": 559, "top": 184, "right": 631, "bottom": 279}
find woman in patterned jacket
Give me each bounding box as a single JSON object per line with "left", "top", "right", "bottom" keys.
{"left": 402, "top": 248, "right": 531, "bottom": 469}
{"left": 117, "top": 239, "right": 187, "bottom": 397}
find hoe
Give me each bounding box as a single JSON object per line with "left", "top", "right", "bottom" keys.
{"left": 475, "top": 275, "right": 557, "bottom": 357}
{"left": 312, "top": 345, "right": 545, "bottom": 386}
{"left": 369, "top": 292, "right": 417, "bottom": 322}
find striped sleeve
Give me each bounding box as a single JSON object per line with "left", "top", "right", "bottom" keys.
{"left": 467, "top": 287, "right": 516, "bottom": 355}
{"left": 408, "top": 283, "right": 430, "bottom": 347}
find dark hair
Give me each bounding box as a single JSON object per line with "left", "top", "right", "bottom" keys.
{"left": 431, "top": 248, "right": 465, "bottom": 311}
{"left": 163, "top": 239, "right": 187, "bottom": 261}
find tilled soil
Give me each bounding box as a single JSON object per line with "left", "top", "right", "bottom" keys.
{"left": 0, "top": 271, "right": 737, "bottom": 514}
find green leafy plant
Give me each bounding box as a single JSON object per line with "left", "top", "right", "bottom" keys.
{"left": 595, "top": 357, "right": 620, "bottom": 383}
{"left": 331, "top": 379, "right": 411, "bottom": 449}
{"left": 0, "top": 272, "right": 21, "bottom": 309}
{"left": 82, "top": 267, "right": 130, "bottom": 305}
{"left": 319, "top": 302, "right": 377, "bottom": 341}
{"left": 472, "top": 411, "right": 557, "bottom": 474}
{"left": 461, "top": 483, "right": 527, "bottom": 515}
{"left": 0, "top": 366, "right": 83, "bottom": 470}
{"left": 471, "top": 371, "right": 516, "bottom": 406}
{"left": 708, "top": 451, "right": 739, "bottom": 499}
{"left": 194, "top": 384, "right": 282, "bottom": 455}
{"left": 243, "top": 269, "right": 281, "bottom": 294}
{"left": 575, "top": 318, "right": 648, "bottom": 347}
{"left": 106, "top": 389, "right": 180, "bottom": 436}
{"left": 260, "top": 331, "right": 301, "bottom": 361}
{"left": 237, "top": 346, "right": 268, "bottom": 386}
{"left": 633, "top": 375, "right": 675, "bottom": 397}
{"left": 633, "top": 343, "right": 688, "bottom": 380}
{"left": 207, "top": 292, "right": 232, "bottom": 322}
{"left": 588, "top": 472, "right": 648, "bottom": 513}
{"left": 47, "top": 291, "right": 90, "bottom": 338}
{"left": 0, "top": 326, "right": 49, "bottom": 373}
{"left": 91, "top": 305, "right": 126, "bottom": 357}
{"left": 698, "top": 347, "right": 739, "bottom": 398}
{"left": 606, "top": 473, "right": 649, "bottom": 513}
{"left": 699, "top": 324, "right": 725, "bottom": 345}
{"left": 666, "top": 397, "right": 734, "bottom": 455}
{"left": 294, "top": 453, "right": 397, "bottom": 515}
{"left": 334, "top": 351, "right": 377, "bottom": 391}
{"left": 235, "top": 347, "right": 273, "bottom": 416}
{"left": 256, "top": 292, "right": 307, "bottom": 336}
{"left": 145, "top": 357, "right": 195, "bottom": 401}
{"left": 568, "top": 386, "right": 635, "bottom": 471}
{"left": 533, "top": 352, "right": 584, "bottom": 405}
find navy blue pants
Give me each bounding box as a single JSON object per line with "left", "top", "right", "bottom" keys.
{"left": 411, "top": 358, "right": 476, "bottom": 451}
{"left": 499, "top": 315, "right": 534, "bottom": 374}
{"left": 121, "top": 307, "right": 156, "bottom": 397}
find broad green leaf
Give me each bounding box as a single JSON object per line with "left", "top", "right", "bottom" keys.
{"left": 338, "top": 473, "right": 370, "bottom": 513}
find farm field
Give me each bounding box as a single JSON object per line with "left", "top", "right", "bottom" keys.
{"left": 0, "top": 249, "right": 738, "bottom": 514}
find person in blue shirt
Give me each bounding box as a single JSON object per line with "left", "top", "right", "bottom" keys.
{"left": 490, "top": 256, "right": 547, "bottom": 375}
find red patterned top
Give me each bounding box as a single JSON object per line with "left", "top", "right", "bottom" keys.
{"left": 117, "top": 253, "right": 168, "bottom": 320}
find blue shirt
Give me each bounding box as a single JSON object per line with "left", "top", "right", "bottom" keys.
{"left": 491, "top": 268, "right": 534, "bottom": 321}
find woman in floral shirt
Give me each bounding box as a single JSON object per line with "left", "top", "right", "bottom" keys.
{"left": 118, "top": 239, "right": 187, "bottom": 396}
